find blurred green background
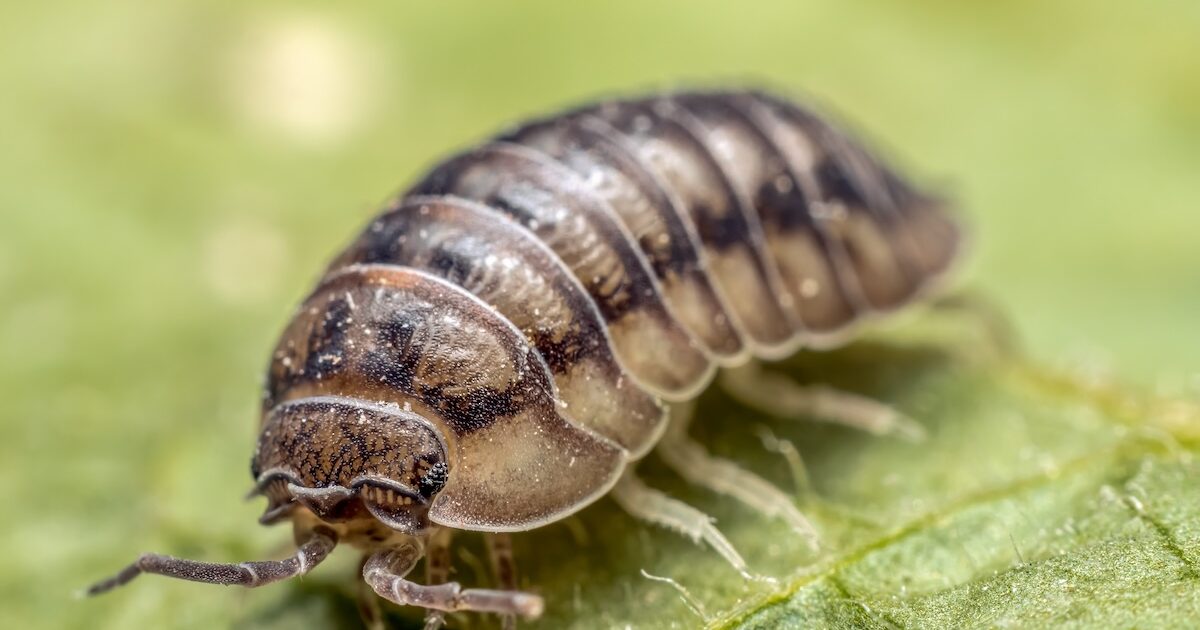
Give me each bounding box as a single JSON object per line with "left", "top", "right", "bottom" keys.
{"left": 1, "top": 1, "right": 1197, "bottom": 628}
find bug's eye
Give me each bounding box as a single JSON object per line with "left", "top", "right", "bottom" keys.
{"left": 417, "top": 461, "right": 449, "bottom": 499}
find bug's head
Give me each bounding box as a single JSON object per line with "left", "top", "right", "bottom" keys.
{"left": 250, "top": 398, "right": 450, "bottom": 535}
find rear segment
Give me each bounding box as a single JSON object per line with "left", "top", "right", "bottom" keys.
{"left": 670, "top": 92, "right": 867, "bottom": 344}
{"left": 738, "top": 91, "right": 962, "bottom": 318}
{"left": 492, "top": 89, "right": 962, "bottom": 362}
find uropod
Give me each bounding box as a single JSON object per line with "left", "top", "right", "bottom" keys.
{"left": 88, "top": 89, "right": 962, "bottom": 627}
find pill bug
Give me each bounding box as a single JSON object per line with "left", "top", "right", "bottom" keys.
{"left": 89, "top": 89, "right": 962, "bottom": 626}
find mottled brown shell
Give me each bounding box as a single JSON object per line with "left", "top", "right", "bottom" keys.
{"left": 259, "top": 89, "right": 962, "bottom": 532}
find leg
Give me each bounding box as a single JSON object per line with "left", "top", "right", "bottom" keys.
{"left": 486, "top": 533, "right": 517, "bottom": 630}
{"left": 721, "top": 361, "right": 926, "bottom": 441}
{"left": 423, "top": 528, "right": 454, "bottom": 630}
{"left": 86, "top": 525, "right": 337, "bottom": 595}
{"left": 657, "top": 403, "right": 819, "bottom": 549}
{"left": 363, "top": 542, "right": 543, "bottom": 620}
{"left": 609, "top": 470, "right": 761, "bottom": 581}
{"left": 357, "top": 555, "right": 386, "bottom": 630}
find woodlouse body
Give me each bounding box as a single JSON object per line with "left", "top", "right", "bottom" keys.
{"left": 91, "top": 89, "right": 962, "bottom": 623}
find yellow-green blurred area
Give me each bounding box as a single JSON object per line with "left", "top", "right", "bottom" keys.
{"left": 1, "top": 1, "right": 1198, "bottom": 629}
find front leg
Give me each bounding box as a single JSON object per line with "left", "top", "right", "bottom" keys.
{"left": 362, "top": 541, "right": 543, "bottom": 620}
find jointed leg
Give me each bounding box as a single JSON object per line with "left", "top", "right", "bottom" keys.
{"left": 657, "top": 403, "right": 819, "bottom": 548}
{"left": 357, "top": 556, "right": 386, "bottom": 630}
{"left": 487, "top": 533, "right": 518, "bottom": 630}
{"left": 363, "top": 541, "right": 543, "bottom": 619}
{"left": 721, "top": 361, "right": 926, "bottom": 441}
{"left": 86, "top": 525, "right": 337, "bottom": 595}
{"left": 610, "top": 470, "right": 758, "bottom": 580}
{"left": 423, "top": 528, "right": 454, "bottom": 630}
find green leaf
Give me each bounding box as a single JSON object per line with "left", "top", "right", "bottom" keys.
{"left": 4, "top": 3, "right": 1198, "bottom": 629}
{"left": 224, "top": 325, "right": 1200, "bottom": 629}
{"left": 506, "top": 331, "right": 1198, "bottom": 629}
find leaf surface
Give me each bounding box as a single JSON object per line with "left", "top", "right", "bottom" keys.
{"left": 237, "top": 329, "right": 1200, "bottom": 629}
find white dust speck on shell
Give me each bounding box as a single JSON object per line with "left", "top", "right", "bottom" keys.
{"left": 201, "top": 217, "right": 289, "bottom": 305}
{"left": 222, "top": 11, "right": 386, "bottom": 146}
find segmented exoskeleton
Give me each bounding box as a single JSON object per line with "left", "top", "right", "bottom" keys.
{"left": 89, "top": 89, "right": 962, "bottom": 627}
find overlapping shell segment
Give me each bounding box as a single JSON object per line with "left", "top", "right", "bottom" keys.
{"left": 262, "top": 89, "right": 962, "bottom": 530}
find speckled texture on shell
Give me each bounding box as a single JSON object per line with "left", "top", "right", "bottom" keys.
{"left": 257, "top": 89, "right": 963, "bottom": 531}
